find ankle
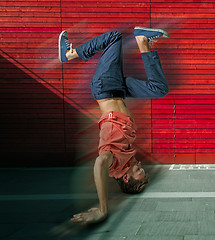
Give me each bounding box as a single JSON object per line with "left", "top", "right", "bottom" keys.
{"left": 66, "top": 49, "right": 78, "bottom": 61}
{"left": 135, "top": 35, "right": 148, "bottom": 42}
{"left": 135, "top": 36, "right": 150, "bottom": 53}
{"left": 66, "top": 49, "right": 72, "bottom": 60}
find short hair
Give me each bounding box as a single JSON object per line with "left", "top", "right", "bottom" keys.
{"left": 114, "top": 174, "right": 149, "bottom": 194}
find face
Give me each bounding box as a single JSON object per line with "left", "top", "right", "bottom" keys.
{"left": 127, "top": 158, "right": 146, "bottom": 181}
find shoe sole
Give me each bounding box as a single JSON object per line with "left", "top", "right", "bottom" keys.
{"left": 58, "top": 30, "right": 67, "bottom": 62}
{"left": 134, "top": 26, "right": 170, "bottom": 38}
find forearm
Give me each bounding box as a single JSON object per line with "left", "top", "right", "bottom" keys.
{"left": 94, "top": 159, "right": 109, "bottom": 214}
{"left": 94, "top": 153, "right": 112, "bottom": 215}
{"left": 71, "top": 153, "right": 113, "bottom": 224}
{"left": 70, "top": 157, "right": 110, "bottom": 224}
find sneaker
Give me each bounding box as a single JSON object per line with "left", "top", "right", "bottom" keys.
{"left": 134, "top": 26, "right": 169, "bottom": 42}
{"left": 58, "top": 30, "right": 72, "bottom": 62}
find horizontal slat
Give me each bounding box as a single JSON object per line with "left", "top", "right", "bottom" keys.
{"left": 151, "top": 3, "right": 215, "bottom": 7}
{"left": 0, "top": 0, "right": 60, "bottom": 1}
{"left": 0, "top": 28, "right": 60, "bottom": 32}
{"left": 151, "top": 12, "right": 215, "bottom": 18}
{"left": 152, "top": 0, "right": 215, "bottom": 2}
{"left": 0, "top": 6, "right": 60, "bottom": 12}
{"left": 0, "top": 12, "right": 60, "bottom": 17}
{"left": 62, "top": 2, "right": 149, "bottom": 7}
{"left": 0, "top": 1, "right": 60, "bottom": 6}
{"left": 62, "top": 7, "right": 149, "bottom": 12}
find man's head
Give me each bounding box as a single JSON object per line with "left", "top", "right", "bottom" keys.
{"left": 114, "top": 158, "right": 149, "bottom": 194}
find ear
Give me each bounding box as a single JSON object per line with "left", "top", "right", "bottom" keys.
{"left": 123, "top": 174, "right": 129, "bottom": 183}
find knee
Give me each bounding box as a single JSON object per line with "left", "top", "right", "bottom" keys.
{"left": 153, "top": 81, "right": 169, "bottom": 98}
{"left": 111, "top": 31, "right": 122, "bottom": 40}
{"left": 159, "top": 85, "right": 169, "bottom": 98}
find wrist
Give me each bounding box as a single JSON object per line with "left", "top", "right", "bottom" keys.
{"left": 99, "top": 207, "right": 108, "bottom": 216}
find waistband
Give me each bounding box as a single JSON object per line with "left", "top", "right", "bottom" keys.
{"left": 93, "top": 90, "right": 126, "bottom": 100}
{"left": 98, "top": 111, "right": 136, "bottom": 129}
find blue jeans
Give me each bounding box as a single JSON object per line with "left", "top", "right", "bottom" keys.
{"left": 76, "top": 31, "right": 169, "bottom": 100}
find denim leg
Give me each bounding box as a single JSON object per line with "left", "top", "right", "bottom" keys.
{"left": 125, "top": 50, "right": 169, "bottom": 98}
{"left": 76, "top": 31, "right": 126, "bottom": 100}
{"left": 76, "top": 31, "right": 121, "bottom": 62}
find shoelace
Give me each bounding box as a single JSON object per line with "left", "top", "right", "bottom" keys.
{"left": 65, "top": 40, "right": 70, "bottom": 49}
{"left": 148, "top": 35, "right": 159, "bottom": 47}
{"left": 63, "top": 32, "right": 71, "bottom": 50}
{"left": 148, "top": 34, "right": 160, "bottom": 41}
{"left": 64, "top": 36, "right": 72, "bottom": 52}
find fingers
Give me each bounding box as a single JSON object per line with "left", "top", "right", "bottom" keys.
{"left": 70, "top": 209, "right": 99, "bottom": 224}
{"left": 71, "top": 213, "right": 84, "bottom": 223}
{"left": 71, "top": 212, "right": 91, "bottom": 224}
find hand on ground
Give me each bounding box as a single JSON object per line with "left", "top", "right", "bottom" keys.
{"left": 71, "top": 208, "right": 107, "bottom": 225}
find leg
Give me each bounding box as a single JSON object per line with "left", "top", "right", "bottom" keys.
{"left": 75, "top": 31, "right": 126, "bottom": 100}
{"left": 59, "top": 30, "right": 126, "bottom": 100}
{"left": 63, "top": 30, "right": 123, "bottom": 63}
{"left": 59, "top": 30, "right": 123, "bottom": 62}
{"left": 125, "top": 29, "right": 169, "bottom": 99}
{"left": 75, "top": 31, "right": 122, "bottom": 62}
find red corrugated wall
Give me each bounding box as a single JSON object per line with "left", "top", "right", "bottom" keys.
{"left": 0, "top": 0, "right": 215, "bottom": 166}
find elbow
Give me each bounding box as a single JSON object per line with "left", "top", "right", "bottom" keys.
{"left": 160, "top": 86, "right": 169, "bottom": 98}
{"left": 94, "top": 152, "right": 113, "bottom": 170}
{"left": 95, "top": 156, "right": 105, "bottom": 170}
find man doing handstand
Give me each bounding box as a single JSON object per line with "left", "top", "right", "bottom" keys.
{"left": 59, "top": 26, "right": 169, "bottom": 224}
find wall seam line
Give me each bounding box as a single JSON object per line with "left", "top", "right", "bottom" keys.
{"left": 60, "top": 0, "right": 67, "bottom": 154}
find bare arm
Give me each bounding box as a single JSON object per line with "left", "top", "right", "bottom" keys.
{"left": 71, "top": 151, "right": 113, "bottom": 224}
{"left": 94, "top": 151, "right": 113, "bottom": 214}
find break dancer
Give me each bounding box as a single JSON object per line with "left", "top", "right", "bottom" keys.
{"left": 58, "top": 27, "right": 169, "bottom": 224}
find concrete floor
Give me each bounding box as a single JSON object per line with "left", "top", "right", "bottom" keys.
{"left": 1, "top": 164, "right": 215, "bottom": 240}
